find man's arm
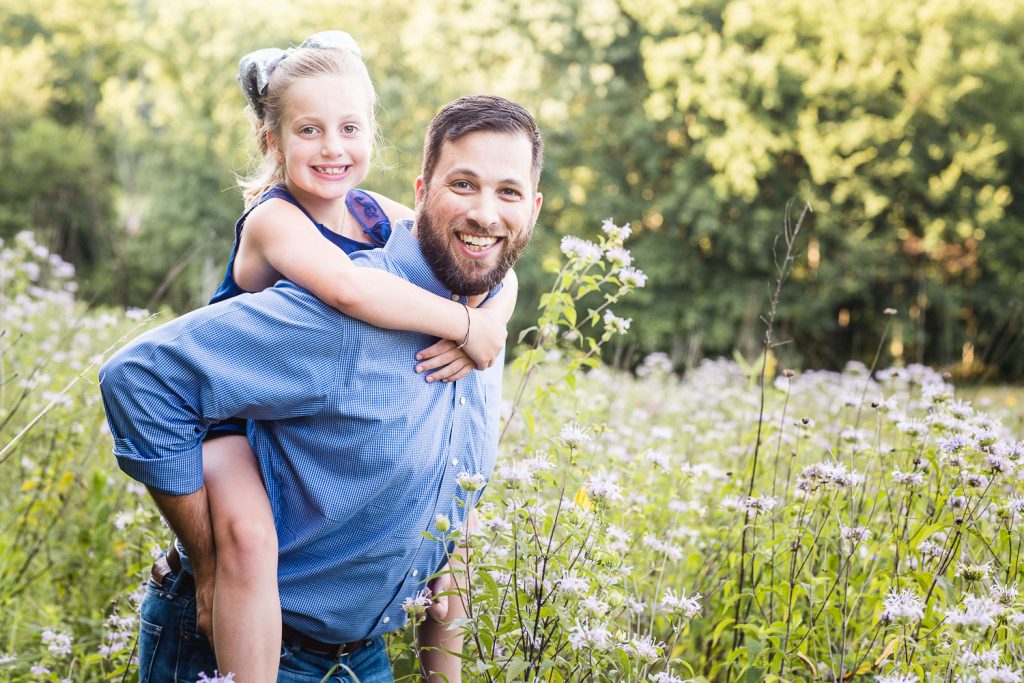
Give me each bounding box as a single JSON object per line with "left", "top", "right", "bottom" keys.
{"left": 99, "top": 285, "right": 342, "bottom": 494}
{"left": 148, "top": 486, "right": 218, "bottom": 640}
{"left": 419, "top": 508, "right": 479, "bottom": 683}
{"left": 99, "top": 287, "right": 343, "bottom": 635}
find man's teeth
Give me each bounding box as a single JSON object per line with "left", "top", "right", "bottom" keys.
{"left": 458, "top": 233, "right": 498, "bottom": 250}
{"left": 314, "top": 166, "right": 347, "bottom": 175}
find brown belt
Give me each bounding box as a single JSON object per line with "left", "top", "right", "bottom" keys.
{"left": 150, "top": 545, "right": 370, "bottom": 656}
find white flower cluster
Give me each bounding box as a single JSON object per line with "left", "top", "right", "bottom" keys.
{"left": 98, "top": 614, "right": 135, "bottom": 656}
{"left": 197, "top": 673, "right": 236, "bottom": 683}
{"left": 797, "top": 461, "right": 863, "bottom": 490}
{"left": 41, "top": 629, "right": 72, "bottom": 656}
{"left": 881, "top": 588, "right": 925, "bottom": 623}
{"left": 568, "top": 620, "right": 611, "bottom": 651}
{"left": 601, "top": 218, "right": 632, "bottom": 244}
{"left": 401, "top": 589, "right": 433, "bottom": 617}
{"left": 955, "top": 562, "right": 993, "bottom": 582}
{"left": 602, "top": 311, "right": 632, "bottom": 336}
{"left": 556, "top": 571, "right": 589, "bottom": 595}
{"left": 876, "top": 673, "right": 918, "bottom": 683}
{"left": 740, "top": 496, "right": 778, "bottom": 516}
{"left": 560, "top": 236, "right": 603, "bottom": 264}
{"left": 456, "top": 471, "right": 486, "bottom": 492}
{"left": 493, "top": 452, "right": 554, "bottom": 487}
{"left": 945, "top": 595, "right": 1004, "bottom": 629}
{"left": 661, "top": 588, "right": 702, "bottom": 618}
{"left": 620, "top": 634, "right": 662, "bottom": 661}
{"left": 840, "top": 526, "right": 872, "bottom": 543}
{"left": 586, "top": 473, "right": 623, "bottom": 505}
{"left": 642, "top": 534, "right": 683, "bottom": 561}
{"left": 559, "top": 421, "right": 593, "bottom": 449}
{"left": 617, "top": 267, "right": 647, "bottom": 289}
{"left": 891, "top": 469, "right": 925, "bottom": 487}
{"left": 977, "top": 666, "right": 1022, "bottom": 683}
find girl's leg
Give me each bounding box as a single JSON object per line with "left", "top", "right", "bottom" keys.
{"left": 204, "top": 435, "right": 281, "bottom": 683}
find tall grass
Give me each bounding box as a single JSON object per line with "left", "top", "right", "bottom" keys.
{"left": 2, "top": 225, "right": 1024, "bottom": 682}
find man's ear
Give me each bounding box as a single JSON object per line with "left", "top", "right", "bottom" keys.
{"left": 527, "top": 192, "right": 544, "bottom": 238}
{"left": 415, "top": 176, "right": 426, "bottom": 208}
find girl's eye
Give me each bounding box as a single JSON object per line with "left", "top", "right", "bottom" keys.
{"left": 299, "top": 126, "right": 318, "bottom": 135}
{"left": 342, "top": 124, "right": 360, "bottom": 135}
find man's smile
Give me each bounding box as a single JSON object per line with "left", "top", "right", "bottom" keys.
{"left": 455, "top": 231, "right": 503, "bottom": 253}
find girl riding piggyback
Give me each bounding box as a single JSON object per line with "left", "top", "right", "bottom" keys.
{"left": 190, "top": 31, "right": 517, "bottom": 682}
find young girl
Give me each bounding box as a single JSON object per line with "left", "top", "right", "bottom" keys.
{"left": 197, "top": 32, "right": 517, "bottom": 682}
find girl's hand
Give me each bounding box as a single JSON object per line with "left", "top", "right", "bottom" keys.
{"left": 461, "top": 307, "right": 507, "bottom": 369}
{"left": 415, "top": 340, "right": 476, "bottom": 382}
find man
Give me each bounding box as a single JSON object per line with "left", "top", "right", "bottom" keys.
{"left": 100, "top": 95, "right": 543, "bottom": 682}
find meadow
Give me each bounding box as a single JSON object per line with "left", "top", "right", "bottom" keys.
{"left": 2, "top": 224, "right": 1024, "bottom": 683}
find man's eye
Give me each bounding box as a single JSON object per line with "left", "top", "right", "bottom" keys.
{"left": 452, "top": 181, "right": 473, "bottom": 191}
{"left": 500, "top": 188, "right": 523, "bottom": 199}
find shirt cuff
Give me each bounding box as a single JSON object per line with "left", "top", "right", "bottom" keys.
{"left": 113, "top": 437, "right": 204, "bottom": 496}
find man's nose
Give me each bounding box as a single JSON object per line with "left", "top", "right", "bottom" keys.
{"left": 466, "top": 193, "right": 500, "bottom": 230}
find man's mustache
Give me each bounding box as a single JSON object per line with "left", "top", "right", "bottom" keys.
{"left": 446, "top": 218, "right": 508, "bottom": 239}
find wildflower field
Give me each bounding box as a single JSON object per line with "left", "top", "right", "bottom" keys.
{"left": 2, "top": 226, "right": 1024, "bottom": 683}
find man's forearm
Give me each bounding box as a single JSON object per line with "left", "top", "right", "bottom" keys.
{"left": 419, "top": 508, "right": 478, "bottom": 682}
{"left": 419, "top": 592, "right": 466, "bottom": 683}
{"left": 148, "top": 486, "right": 217, "bottom": 583}
{"left": 148, "top": 485, "right": 218, "bottom": 641}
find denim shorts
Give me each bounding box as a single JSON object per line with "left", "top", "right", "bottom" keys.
{"left": 137, "top": 566, "right": 394, "bottom": 683}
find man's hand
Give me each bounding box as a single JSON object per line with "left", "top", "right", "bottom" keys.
{"left": 194, "top": 569, "right": 216, "bottom": 648}
{"left": 425, "top": 572, "right": 453, "bottom": 622}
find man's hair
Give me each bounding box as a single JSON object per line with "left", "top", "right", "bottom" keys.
{"left": 421, "top": 95, "right": 544, "bottom": 189}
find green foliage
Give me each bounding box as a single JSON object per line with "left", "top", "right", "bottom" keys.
{"left": 3, "top": 0, "right": 1024, "bottom": 377}
{"left": 5, "top": 221, "right": 1024, "bottom": 680}
{"left": 0, "top": 232, "right": 162, "bottom": 680}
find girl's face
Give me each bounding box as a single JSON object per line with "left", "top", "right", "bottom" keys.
{"left": 270, "top": 73, "right": 373, "bottom": 210}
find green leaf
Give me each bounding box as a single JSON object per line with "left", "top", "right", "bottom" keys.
{"left": 747, "top": 637, "right": 764, "bottom": 663}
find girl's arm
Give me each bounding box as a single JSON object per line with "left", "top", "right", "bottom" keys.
{"left": 411, "top": 269, "right": 518, "bottom": 381}
{"left": 233, "top": 199, "right": 506, "bottom": 369}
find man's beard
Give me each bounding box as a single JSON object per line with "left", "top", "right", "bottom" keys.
{"left": 417, "top": 207, "right": 530, "bottom": 296}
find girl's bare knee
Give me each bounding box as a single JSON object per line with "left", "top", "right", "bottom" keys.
{"left": 218, "top": 515, "right": 278, "bottom": 562}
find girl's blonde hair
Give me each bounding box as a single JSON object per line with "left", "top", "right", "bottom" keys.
{"left": 237, "top": 47, "right": 378, "bottom": 209}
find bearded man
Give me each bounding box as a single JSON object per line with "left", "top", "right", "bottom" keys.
{"left": 99, "top": 95, "right": 543, "bottom": 683}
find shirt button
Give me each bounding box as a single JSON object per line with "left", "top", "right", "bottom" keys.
{"left": 382, "top": 616, "right": 390, "bottom": 624}
{"left": 459, "top": 396, "right": 466, "bottom": 406}
{"left": 451, "top": 293, "right": 460, "bottom": 301}
{"left": 451, "top": 458, "right": 458, "bottom": 467}
{"left": 411, "top": 569, "right": 418, "bottom": 577}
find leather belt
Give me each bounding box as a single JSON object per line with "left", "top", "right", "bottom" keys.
{"left": 150, "top": 544, "right": 182, "bottom": 587}
{"left": 281, "top": 624, "right": 371, "bottom": 656}
{"left": 150, "top": 545, "right": 370, "bottom": 656}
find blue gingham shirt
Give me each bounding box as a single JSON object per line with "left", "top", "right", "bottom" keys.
{"left": 100, "top": 221, "right": 502, "bottom": 642}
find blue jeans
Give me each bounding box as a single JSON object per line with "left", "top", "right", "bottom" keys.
{"left": 138, "top": 567, "right": 394, "bottom": 683}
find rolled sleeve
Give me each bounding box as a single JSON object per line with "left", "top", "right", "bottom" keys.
{"left": 100, "top": 344, "right": 207, "bottom": 494}
{"left": 99, "top": 283, "right": 343, "bottom": 494}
